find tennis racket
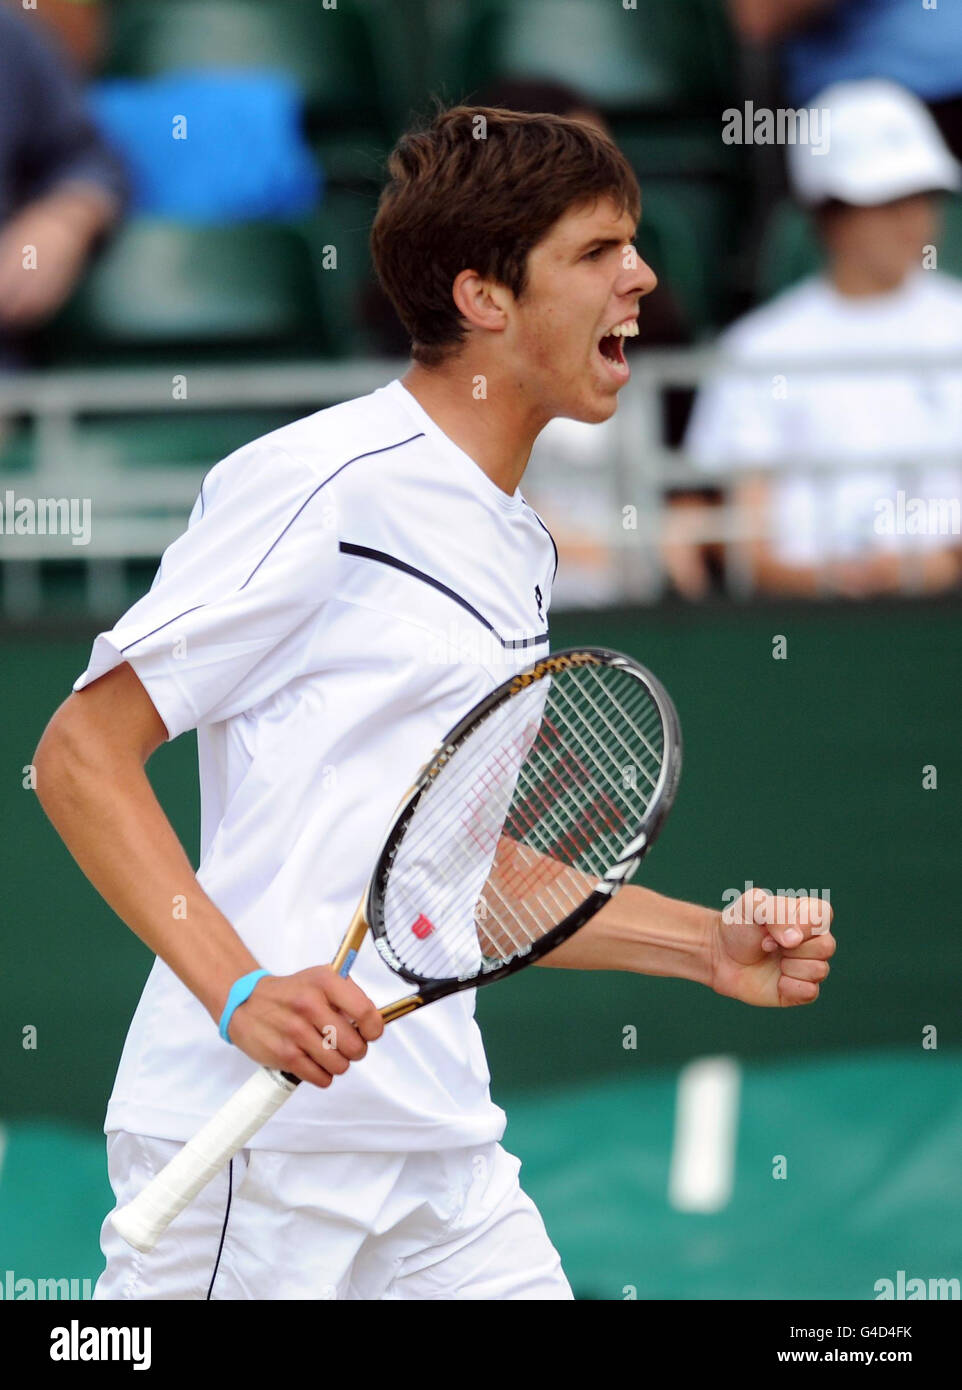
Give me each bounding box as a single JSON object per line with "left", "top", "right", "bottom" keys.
{"left": 111, "top": 646, "right": 681, "bottom": 1253}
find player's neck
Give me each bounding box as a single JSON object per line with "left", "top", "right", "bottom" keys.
{"left": 400, "top": 361, "right": 548, "bottom": 497}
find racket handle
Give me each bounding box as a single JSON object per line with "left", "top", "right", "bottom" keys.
{"left": 110, "top": 1067, "right": 298, "bottom": 1253}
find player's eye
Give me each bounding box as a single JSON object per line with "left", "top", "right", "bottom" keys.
{"left": 583, "top": 246, "right": 605, "bottom": 261}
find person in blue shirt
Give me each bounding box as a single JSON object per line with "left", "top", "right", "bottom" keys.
{"left": 730, "top": 0, "right": 962, "bottom": 159}
{"left": 0, "top": 6, "right": 127, "bottom": 366}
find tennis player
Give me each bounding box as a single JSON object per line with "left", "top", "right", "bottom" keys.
{"left": 34, "top": 107, "right": 835, "bottom": 1301}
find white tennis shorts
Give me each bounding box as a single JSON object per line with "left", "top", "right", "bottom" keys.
{"left": 95, "top": 1130, "right": 573, "bottom": 1300}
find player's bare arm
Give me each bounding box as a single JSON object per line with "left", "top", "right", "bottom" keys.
{"left": 33, "top": 660, "right": 383, "bottom": 1087}
{"left": 538, "top": 882, "right": 835, "bottom": 1009}
{"left": 490, "top": 823, "right": 835, "bottom": 1008}
{"left": 661, "top": 493, "right": 718, "bottom": 601}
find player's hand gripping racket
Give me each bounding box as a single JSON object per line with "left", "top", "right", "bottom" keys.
{"left": 111, "top": 647, "right": 681, "bottom": 1252}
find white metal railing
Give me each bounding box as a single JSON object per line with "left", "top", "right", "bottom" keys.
{"left": 1, "top": 350, "right": 961, "bottom": 615}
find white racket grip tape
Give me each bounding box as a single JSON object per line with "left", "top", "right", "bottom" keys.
{"left": 110, "top": 1067, "right": 298, "bottom": 1253}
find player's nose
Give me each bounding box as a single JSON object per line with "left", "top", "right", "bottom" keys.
{"left": 616, "top": 246, "right": 658, "bottom": 303}
{"left": 630, "top": 251, "right": 658, "bottom": 298}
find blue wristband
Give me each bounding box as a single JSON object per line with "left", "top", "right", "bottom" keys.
{"left": 219, "top": 969, "right": 272, "bottom": 1044}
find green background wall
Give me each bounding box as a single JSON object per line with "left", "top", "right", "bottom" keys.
{"left": 2, "top": 599, "right": 959, "bottom": 1125}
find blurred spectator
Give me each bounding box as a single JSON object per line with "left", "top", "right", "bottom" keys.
{"left": 729, "top": 0, "right": 962, "bottom": 160}
{"left": 0, "top": 5, "right": 126, "bottom": 367}
{"left": 671, "top": 80, "right": 962, "bottom": 599}
{"left": 2, "top": 0, "right": 108, "bottom": 75}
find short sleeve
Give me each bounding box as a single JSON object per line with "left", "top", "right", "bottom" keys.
{"left": 73, "top": 444, "right": 340, "bottom": 739}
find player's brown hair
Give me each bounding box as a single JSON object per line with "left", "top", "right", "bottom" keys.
{"left": 370, "top": 104, "right": 641, "bottom": 367}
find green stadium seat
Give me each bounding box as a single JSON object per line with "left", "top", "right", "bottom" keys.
{"left": 754, "top": 200, "right": 822, "bottom": 303}
{"left": 70, "top": 410, "right": 309, "bottom": 470}
{"left": 0, "top": 420, "right": 34, "bottom": 474}
{"left": 448, "top": 0, "right": 736, "bottom": 116}
{"left": 309, "top": 131, "right": 389, "bottom": 193}
{"left": 298, "top": 188, "right": 386, "bottom": 357}
{"left": 2, "top": 407, "right": 307, "bottom": 474}
{"left": 934, "top": 192, "right": 962, "bottom": 278}
{"left": 47, "top": 219, "right": 327, "bottom": 361}
{"left": 638, "top": 179, "right": 742, "bottom": 333}
{"left": 106, "top": 0, "right": 384, "bottom": 130}
{"left": 614, "top": 117, "right": 744, "bottom": 180}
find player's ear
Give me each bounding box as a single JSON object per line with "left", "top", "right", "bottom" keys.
{"left": 451, "top": 269, "right": 510, "bottom": 335}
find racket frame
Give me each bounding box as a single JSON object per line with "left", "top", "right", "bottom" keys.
{"left": 365, "top": 647, "right": 682, "bottom": 1008}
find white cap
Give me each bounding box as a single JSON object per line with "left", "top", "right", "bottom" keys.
{"left": 788, "top": 78, "right": 961, "bottom": 207}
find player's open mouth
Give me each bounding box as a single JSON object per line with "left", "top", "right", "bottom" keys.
{"left": 597, "top": 318, "right": 638, "bottom": 380}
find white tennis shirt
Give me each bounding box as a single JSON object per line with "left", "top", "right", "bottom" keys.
{"left": 74, "top": 378, "right": 558, "bottom": 1151}
{"left": 685, "top": 270, "right": 962, "bottom": 565}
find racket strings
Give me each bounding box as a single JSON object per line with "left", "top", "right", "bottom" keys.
{"left": 381, "top": 664, "right": 666, "bottom": 981}
{"left": 388, "top": 669, "right": 662, "bottom": 977}
{"left": 565, "top": 664, "right": 664, "bottom": 782}
{"left": 508, "top": 669, "right": 663, "bottom": 872}
{"left": 510, "top": 668, "right": 662, "bottom": 858}
{"left": 515, "top": 712, "right": 630, "bottom": 860}
{"left": 505, "top": 739, "right": 622, "bottom": 882}
{"left": 410, "top": 666, "right": 664, "bottom": 971}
